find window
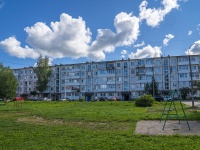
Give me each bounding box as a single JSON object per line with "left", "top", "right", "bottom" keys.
{"left": 124, "top": 62, "right": 128, "bottom": 68}
{"left": 179, "top": 73, "right": 187, "bottom": 78}
{"left": 117, "top": 62, "right": 121, "bottom": 67}
{"left": 124, "top": 83, "right": 128, "bottom": 91}
{"left": 164, "top": 59, "right": 168, "bottom": 66}
{"left": 116, "top": 77, "right": 122, "bottom": 82}
{"left": 116, "top": 69, "right": 121, "bottom": 75}
{"left": 179, "top": 65, "right": 188, "bottom": 70}
{"left": 124, "top": 69, "right": 128, "bottom": 76}
{"left": 131, "top": 69, "right": 135, "bottom": 74}
{"left": 100, "top": 85, "right": 107, "bottom": 89}
{"left": 130, "top": 61, "right": 134, "bottom": 67}
{"left": 179, "top": 57, "right": 188, "bottom": 62}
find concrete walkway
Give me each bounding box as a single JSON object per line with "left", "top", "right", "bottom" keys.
{"left": 135, "top": 100, "right": 200, "bottom": 135}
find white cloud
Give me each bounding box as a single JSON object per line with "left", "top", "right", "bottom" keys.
{"left": 25, "top": 13, "right": 91, "bottom": 59}
{"left": 188, "top": 30, "right": 192, "bottom": 35}
{"left": 121, "top": 55, "right": 126, "bottom": 59}
{"left": 185, "top": 41, "right": 200, "bottom": 55}
{"left": 134, "top": 41, "right": 145, "bottom": 47}
{"left": 88, "top": 12, "right": 140, "bottom": 60}
{"left": 0, "top": 37, "right": 39, "bottom": 59}
{"left": 128, "top": 45, "right": 162, "bottom": 59}
{"left": 163, "top": 34, "right": 174, "bottom": 46}
{"left": 139, "top": 0, "right": 179, "bottom": 27}
{"left": 1, "top": 13, "right": 140, "bottom": 61}
{"left": 121, "top": 50, "right": 127, "bottom": 55}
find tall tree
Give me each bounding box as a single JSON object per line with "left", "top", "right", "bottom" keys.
{"left": 0, "top": 64, "right": 18, "bottom": 104}
{"left": 145, "top": 76, "right": 159, "bottom": 96}
{"left": 179, "top": 87, "right": 190, "bottom": 100}
{"left": 34, "top": 55, "right": 52, "bottom": 96}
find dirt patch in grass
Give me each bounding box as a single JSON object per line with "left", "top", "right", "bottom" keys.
{"left": 0, "top": 112, "right": 29, "bottom": 118}
{"left": 17, "top": 116, "right": 131, "bottom": 131}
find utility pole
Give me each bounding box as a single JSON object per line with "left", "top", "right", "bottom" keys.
{"left": 188, "top": 44, "right": 195, "bottom": 107}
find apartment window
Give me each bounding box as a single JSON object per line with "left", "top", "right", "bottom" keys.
{"left": 124, "top": 83, "right": 128, "bottom": 91}
{"left": 87, "top": 65, "right": 91, "bottom": 71}
{"left": 131, "top": 77, "right": 135, "bottom": 82}
{"left": 146, "top": 75, "right": 152, "bottom": 80}
{"left": 100, "top": 85, "right": 107, "bottom": 89}
{"left": 171, "top": 58, "right": 176, "bottom": 64}
{"left": 155, "top": 75, "right": 161, "bottom": 81}
{"left": 179, "top": 65, "right": 188, "bottom": 70}
{"left": 81, "top": 72, "right": 85, "bottom": 76}
{"left": 164, "top": 59, "right": 168, "bottom": 66}
{"left": 179, "top": 73, "right": 187, "bottom": 78}
{"left": 172, "top": 83, "right": 177, "bottom": 87}
{"left": 124, "top": 69, "right": 128, "bottom": 76}
{"left": 146, "top": 59, "right": 153, "bottom": 65}
{"left": 155, "top": 60, "right": 161, "bottom": 65}
{"left": 124, "top": 62, "right": 128, "bottom": 68}
{"left": 81, "top": 65, "right": 85, "bottom": 69}
{"left": 117, "top": 62, "right": 121, "bottom": 67}
{"left": 131, "top": 69, "right": 135, "bottom": 74}
{"left": 165, "top": 83, "right": 169, "bottom": 89}
{"left": 171, "top": 66, "right": 177, "bottom": 72}
{"left": 179, "top": 57, "right": 188, "bottom": 62}
{"left": 116, "top": 77, "right": 122, "bottom": 82}
{"left": 130, "top": 61, "right": 134, "bottom": 67}
{"left": 116, "top": 69, "right": 121, "bottom": 75}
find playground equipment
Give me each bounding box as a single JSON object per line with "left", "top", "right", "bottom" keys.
{"left": 160, "top": 89, "right": 190, "bottom": 130}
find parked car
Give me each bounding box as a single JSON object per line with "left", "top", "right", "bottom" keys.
{"left": 163, "top": 95, "right": 172, "bottom": 101}
{"left": 111, "top": 97, "right": 119, "bottom": 101}
{"left": 99, "top": 97, "right": 106, "bottom": 101}
{"left": 13, "top": 97, "right": 24, "bottom": 101}
{"left": 153, "top": 95, "right": 163, "bottom": 102}
{"left": 43, "top": 97, "right": 51, "bottom": 101}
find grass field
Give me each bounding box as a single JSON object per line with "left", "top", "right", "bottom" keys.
{"left": 0, "top": 100, "right": 200, "bottom": 150}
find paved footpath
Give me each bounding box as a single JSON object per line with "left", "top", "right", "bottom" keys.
{"left": 182, "top": 100, "right": 200, "bottom": 108}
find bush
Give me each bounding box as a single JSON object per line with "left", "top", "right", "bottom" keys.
{"left": 135, "top": 95, "right": 154, "bottom": 107}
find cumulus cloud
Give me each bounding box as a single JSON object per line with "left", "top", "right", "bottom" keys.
{"left": 128, "top": 45, "right": 162, "bottom": 59}
{"left": 25, "top": 13, "right": 91, "bottom": 59}
{"left": 188, "top": 30, "right": 192, "bottom": 35}
{"left": 139, "top": 0, "right": 179, "bottom": 27}
{"left": 185, "top": 41, "right": 200, "bottom": 55}
{"left": 163, "top": 34, "right": 174, "bottom": 46}
{"left": 0, "top": 0, "right": 180, "bottom": 62}
{"left": 134, "top": 41, "right": 145, "bottom": 47}
{"left": 121, "top": 50, "right": 127, "bottom": 59}
{"left": 0, "top": 37, "right": 39, "bottom": 59}
{"left": 88, "top": 12, "right": 140, "bottom": 60}
{"left": 1, "top": 12, "right": 140, "bottom": 61}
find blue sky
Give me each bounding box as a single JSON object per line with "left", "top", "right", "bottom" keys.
{"left": 0, "top": 0, "right": 200, "bottom": 69}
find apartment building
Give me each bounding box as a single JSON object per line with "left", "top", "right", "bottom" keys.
{"left": 13, "top": 55, "right": 200, "bottom": 101}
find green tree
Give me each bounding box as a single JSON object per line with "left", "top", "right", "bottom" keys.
{"left": 179, "top": 87, "right": 190, "bottom": 99}
{"left": 34, "top": 55, "right": 52, "bottom": 96}
{"left": 0, "top": 64, "right": 18, "bottom": 104}
{"left": 144, "top": 82, "right": 151, "bottom": 94}
{"left": 145, "top": 76, "right": 159, "bottom": 96}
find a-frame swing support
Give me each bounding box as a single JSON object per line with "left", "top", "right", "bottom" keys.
{"left": 160, "top": 89, "right": 190, "bottom": 130}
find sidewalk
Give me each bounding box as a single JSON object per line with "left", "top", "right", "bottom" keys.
{"left": 182, "top": 100, "right": 200, "bottom": 108}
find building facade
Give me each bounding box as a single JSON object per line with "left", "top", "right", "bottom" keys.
{"left": 13, "top": 55, "right": 200, "bottom": 100}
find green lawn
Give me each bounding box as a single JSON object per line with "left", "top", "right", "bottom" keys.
{"left": 0, "top": 100, "right": 200, "bottom": 150}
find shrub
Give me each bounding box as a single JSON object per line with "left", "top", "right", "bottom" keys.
{"left": 135, "top": 95, "right": 154, "bottom": 107}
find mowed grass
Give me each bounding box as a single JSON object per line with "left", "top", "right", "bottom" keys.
{"left": 0, "top": 100, "right": 200, "bottom": 150}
